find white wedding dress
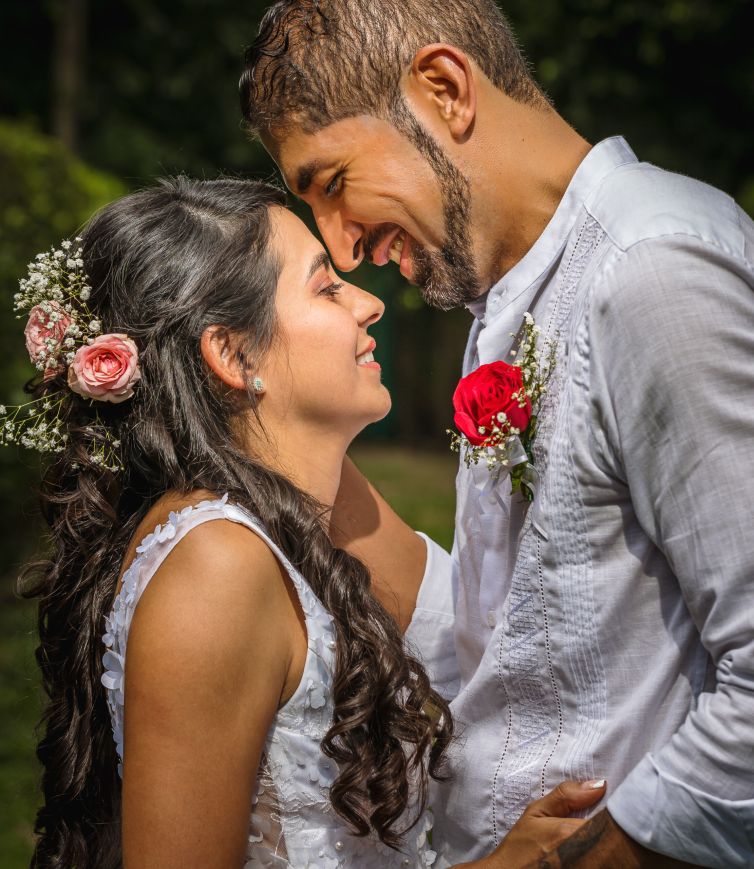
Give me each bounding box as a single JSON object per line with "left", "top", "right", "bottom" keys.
{"left": 101, "top": 496, "right": 458, "bottom": 868}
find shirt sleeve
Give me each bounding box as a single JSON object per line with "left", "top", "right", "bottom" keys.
{"left": 405, "top": 533, "right": 460, "bottom": 702}
{"left": 587, "top": 233, "right": 754, "bottom": 867}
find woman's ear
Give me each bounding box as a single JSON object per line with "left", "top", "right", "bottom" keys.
{"left": 200, "top": 325, "right": 248, "bottom": 391}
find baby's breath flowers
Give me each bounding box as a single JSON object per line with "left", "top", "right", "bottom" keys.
{"left": 2, "top": 238, "right": 139, "bottom": 471}
{"left": 0, "top": 395, "right": 68, "bottom": 454}
{"left": 449, "top": 312, "right": 555, "bottom": 500}
{"left": 16, "top": 238, "right": 101, "bottom": 377}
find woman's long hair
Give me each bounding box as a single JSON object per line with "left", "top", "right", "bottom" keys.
{"left": 20, "top": 177, "right": 452, "bottom": 868}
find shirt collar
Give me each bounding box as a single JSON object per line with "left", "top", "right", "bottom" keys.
{"left": 467, "top": 136, "right": 637, "bottom": 322}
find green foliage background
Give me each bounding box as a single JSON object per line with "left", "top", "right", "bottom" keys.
{"left": 0, "top": 0, "right": 752, "bottom": 862}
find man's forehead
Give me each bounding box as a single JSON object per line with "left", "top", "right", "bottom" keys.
{"left": 271, "top": 115, "right": 390, "bottom": 193}
{"left": 270, "top": 127, "right": 334, "bottom": 194}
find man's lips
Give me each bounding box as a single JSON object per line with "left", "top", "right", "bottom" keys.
{"left": 399, "top": 232, "right": 414, "bottom": 280}
{"left": 363, "top": 224, "right": 417, "bottom": 281}
{"left": 368, "top": 226, "right": 403, "bottom": 266}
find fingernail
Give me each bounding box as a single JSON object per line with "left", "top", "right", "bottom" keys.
{"left": 583, "top": 778, "right": 606, "bottom": 789}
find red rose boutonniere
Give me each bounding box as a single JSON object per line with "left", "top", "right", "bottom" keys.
{"left": 449, "top": 313, "right": 555, "bottom": 501}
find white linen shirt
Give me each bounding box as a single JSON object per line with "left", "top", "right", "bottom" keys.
{"left": 431, "top": 137, "right": 754, "bottom": 868}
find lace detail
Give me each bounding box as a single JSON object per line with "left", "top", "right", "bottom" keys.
{"left": 102, "top": 497, "right": 436, "bottom": 867}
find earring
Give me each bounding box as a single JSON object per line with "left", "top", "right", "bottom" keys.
{"left": 252, "top": 376, "right": 265, "bottom": 394}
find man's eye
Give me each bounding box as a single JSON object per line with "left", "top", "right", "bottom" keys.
{"left": 325, "top": 172, "right": 343, "bottom": 197}
{"left": 319, "top": 281, "right": 343, "bottom": 297}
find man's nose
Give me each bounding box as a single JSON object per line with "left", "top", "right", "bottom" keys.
{"left": 316, "top": 211, "right": 364, "bottom": 272}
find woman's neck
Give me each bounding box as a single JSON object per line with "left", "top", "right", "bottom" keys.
{"left": 245, "top": 418, "right": 351, "bottom": 520}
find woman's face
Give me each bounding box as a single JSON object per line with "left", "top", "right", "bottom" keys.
{"left": 257, "top": 207, "right": 391, "bottom": 441}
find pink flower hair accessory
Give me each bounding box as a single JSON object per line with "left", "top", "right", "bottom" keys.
{"left": 68, "top": 334, "right": 141, "bottom": 403}
{"left": 24, "top": 302, "right": 74, "bottom": 379}
{"left": 2, "top": 237, "right": 132, "bottom": 470}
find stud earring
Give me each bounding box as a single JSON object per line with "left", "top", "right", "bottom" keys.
{"left": 252, "top": 376, "right": 265, "bottom": 394}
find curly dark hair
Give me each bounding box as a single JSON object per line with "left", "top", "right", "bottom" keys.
{"left": 240, "top": 0, "right": 544, "bottom": 138}
{"left": 20, "top": 176, "right": 452, "bottom": 867}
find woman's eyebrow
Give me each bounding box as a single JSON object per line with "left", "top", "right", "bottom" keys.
{"left": 306, "top": 251, "right": 331, "bottom": 282}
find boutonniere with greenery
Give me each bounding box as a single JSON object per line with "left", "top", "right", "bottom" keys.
{"left": 448, "top": 313, "right": 555, "bottom": 501}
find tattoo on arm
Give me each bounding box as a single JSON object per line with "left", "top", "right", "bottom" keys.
{"left": 534, "top": 810, "right": 697, "bottom": 869}
{"left": 551, "top": 811, "right": 611, "bottom": 863}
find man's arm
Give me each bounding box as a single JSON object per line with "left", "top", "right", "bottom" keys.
{"left": 532, "top": 810, "right": 702, "bottom": 868}
{"left": 584, "top": 233, "right": 754, "bottom": 867}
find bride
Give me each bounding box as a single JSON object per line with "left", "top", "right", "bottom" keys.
{"left": 16, "top": 177, "right": 604, "bottom": 868}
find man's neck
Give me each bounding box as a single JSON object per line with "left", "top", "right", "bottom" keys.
{"left": 468, "top": 92, "right": 592, "bottom": 287}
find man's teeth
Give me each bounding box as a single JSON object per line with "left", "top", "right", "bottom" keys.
{"left": 388, "top": 233, "right": 405, "bottom": 265}
{"left": 357, "top": 350, "right": 375, "bottom": 365}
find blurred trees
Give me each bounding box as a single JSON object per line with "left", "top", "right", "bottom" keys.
{"left": 505, "top": 0, "right": 754, "bottom": 213}
{"left": 52, "top": 0, "right": 87, "bottom": 150}
{"left": 0, "top": 120, "right": 125, "bottom": 553}
{"left": 3, "top": 0, "right": 751, "bottom": 198}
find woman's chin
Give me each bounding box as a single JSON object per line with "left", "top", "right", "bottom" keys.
{"left": 351, "top": 391, "right": 393, "bottom": 435}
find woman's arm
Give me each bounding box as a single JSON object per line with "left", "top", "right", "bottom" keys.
{"left": 330, "top": 455, "right": 428, "bottom": 631}
{"left": 121, "top": 519, "right": 304, "bottom": 868}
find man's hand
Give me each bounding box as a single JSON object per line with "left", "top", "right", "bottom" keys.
{"left": 531, "top": 809, "right": 704, "bottom": 868}
{"left": 452, "top": 780, "right": 607, "bottom": 868}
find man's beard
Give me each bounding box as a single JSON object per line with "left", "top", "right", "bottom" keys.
{"left": 390, "top": 99, "right": 484, "bottom": 310}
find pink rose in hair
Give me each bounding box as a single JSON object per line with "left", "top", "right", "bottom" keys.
{"left": 67, "top": 333, "right": 141, "bottom": 403}
{"left": 24, "top": 302, "right": 73, "bottom": 378}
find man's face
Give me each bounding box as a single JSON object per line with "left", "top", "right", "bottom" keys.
{"left": 271, "top": 111, "right": 484, "bottom": 309}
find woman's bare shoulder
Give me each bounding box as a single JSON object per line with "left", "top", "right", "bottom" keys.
{"left": 128, "top": 497, "right": 291, "bottom": 663}
{"left": 123, "top": 498, "right": 297, "bottom": 739}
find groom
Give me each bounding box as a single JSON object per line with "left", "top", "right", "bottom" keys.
{"left": 240, "top": 1, "right": 754, "bottom": 867}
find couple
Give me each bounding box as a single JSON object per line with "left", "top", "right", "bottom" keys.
{"left": 21, "top": 0, "right": 754, "bottom": 867}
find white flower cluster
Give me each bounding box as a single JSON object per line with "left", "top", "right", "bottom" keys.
{"left": 15, "top": 238, "right": 101, "bottom": 375}
{"left": 508, "top": 310, "right": 556, "bottom": 412}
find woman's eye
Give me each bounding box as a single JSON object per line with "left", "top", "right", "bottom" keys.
{"left": 319, "top": 281, "right": 343, "bottom": 298}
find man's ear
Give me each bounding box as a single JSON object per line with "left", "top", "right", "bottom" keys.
{"left": 405, "top": 43, "right": 476, "bottom": 140}
{"left": 200, "top": 325, "right": 249, "bottom": 391}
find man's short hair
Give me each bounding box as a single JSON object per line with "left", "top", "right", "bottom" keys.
{"left": 240, "top": 0, "right": 542, "bottom": 139}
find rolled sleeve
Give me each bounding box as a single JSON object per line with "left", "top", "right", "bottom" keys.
{"left": 589, "top": 235, "right": 754, "bottom": 866}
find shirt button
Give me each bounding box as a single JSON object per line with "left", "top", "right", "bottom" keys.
{"left": 486, "top": 609, "right": 496, "bottom": 628}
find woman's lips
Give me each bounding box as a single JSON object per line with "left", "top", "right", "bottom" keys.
{"left": 356, "top": 339, "right": 380, "bottom": 370}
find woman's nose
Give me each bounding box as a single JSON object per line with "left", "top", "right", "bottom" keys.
{"left": 350, "top": 284, "right": 384, "bottom": 329}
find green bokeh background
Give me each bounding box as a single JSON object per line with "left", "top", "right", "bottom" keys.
{"left": 1, "top": 0, "right": 752, "bottom": 862}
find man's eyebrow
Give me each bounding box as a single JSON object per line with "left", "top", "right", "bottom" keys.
{"left": 306, "top": 251, "right": 331, "bottom": 282}
{"left": 296, "top": 159, "right": 326, "bottom": 194}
